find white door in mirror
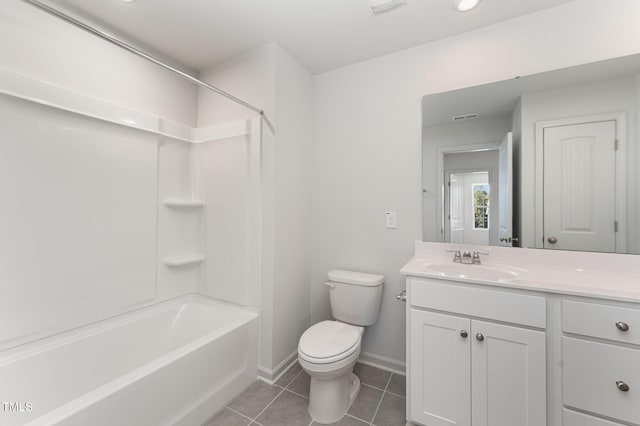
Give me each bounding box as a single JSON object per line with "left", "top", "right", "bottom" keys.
{"left": 543, "top": 120, "right": 617, "bottom": 252}
{"left": 498, "top": 132, "right": 513, "bottom": 246}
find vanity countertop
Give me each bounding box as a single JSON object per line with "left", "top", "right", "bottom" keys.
{"left": 401, "top": 241, "right": 640, "bottom": 304}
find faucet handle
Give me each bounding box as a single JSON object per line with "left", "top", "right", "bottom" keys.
{"left": 446, "top": 249, "right": 462, "bottom": 263}
{"left": 471, "top": 250, "right": 489, "bottom": 265}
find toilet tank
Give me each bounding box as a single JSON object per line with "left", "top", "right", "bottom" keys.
{"left": 327, "top": 269, "right": 384, "bottom": 326}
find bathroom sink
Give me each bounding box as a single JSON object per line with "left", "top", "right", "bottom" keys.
{"left": 422, "top": 262, "right": 526, "bottom": 282}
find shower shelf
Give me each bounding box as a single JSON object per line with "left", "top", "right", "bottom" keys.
{"left": 163, "top": 198, "right": 205, "bottom": 208}
{"left": 162, "top": 254, "right": 205, "bottom": 267}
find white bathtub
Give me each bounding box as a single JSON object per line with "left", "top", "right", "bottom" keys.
{"left": 0, "top": 294, "right": 258, "bottom": 426}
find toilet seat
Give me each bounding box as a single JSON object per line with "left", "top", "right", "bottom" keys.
{"left": 298, "top": 321, "right": 362, "bottom": 364}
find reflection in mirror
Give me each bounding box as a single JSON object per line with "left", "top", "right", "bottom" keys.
{"left": 422, "top": 54, "right": 640, "bottom": 254}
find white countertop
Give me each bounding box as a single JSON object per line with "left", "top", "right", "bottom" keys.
{"left": 401, "top": 241, "right": 640, "bottom": 304}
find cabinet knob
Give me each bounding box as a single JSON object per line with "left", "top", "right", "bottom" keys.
{"left": 476, "top": 333, "right": 484, "bottom": 342}
{"left": 547, "top": 236, "right": 558, "bottom": 244}
{"left": 616, "top": 321, "right": 630, "bottom": 332}
{"left": 460, "top": 330, "right": 468, "bottom": 338}
{"left": 616, "top": 380, "right": 630, "bottom": 392}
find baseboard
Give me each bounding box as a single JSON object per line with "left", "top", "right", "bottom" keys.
{"left": 358, "top": 351, "right": 406, "bottom": 376}
{"left": 257, "top": 350, "right": 298, "bottom": 384}
{"left": 258, "top": 350, "right": 405, "bottom": 383}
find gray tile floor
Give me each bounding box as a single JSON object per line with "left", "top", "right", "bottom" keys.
{"left": 203, "top": 362, "right": 406, "bottom": 426}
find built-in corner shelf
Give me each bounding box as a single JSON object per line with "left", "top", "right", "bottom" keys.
{"left": 162, "top": 254, "right": 205, "bottom": 267}
{"left": 163, "top": 198, "right": 205, "bottom": 208}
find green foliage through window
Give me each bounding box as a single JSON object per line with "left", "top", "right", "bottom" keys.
{"left": 473, "top": 184, "right": 489, "bottom": 229}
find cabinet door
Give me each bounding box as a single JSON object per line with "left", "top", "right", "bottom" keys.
{"left": 471, "top": 320, "right": 546, "bottom": 426}
{"left": 410, "top": 309, "right": 471, "bottom": 426}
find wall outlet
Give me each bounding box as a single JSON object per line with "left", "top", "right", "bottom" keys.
{"left": 385, "top": 211, "right": 397, "bottom": 229}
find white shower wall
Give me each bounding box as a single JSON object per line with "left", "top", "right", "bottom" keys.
{"left": 0, "top": 71, "right": 262, "bottom": 350}
{"left": 0, "top": 1, "right": 264, "bottom": 349}
{"left": 0, "top": 94, "right": 158, "bottom": 347}
{"left": 0, "top": 1, "right": 197, "bottom": 126}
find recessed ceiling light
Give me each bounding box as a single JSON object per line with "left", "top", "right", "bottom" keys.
{"left": 364, "top": 0, "right": 411, "bottom": 15}
{"left": 454, "top": 0, "right": 481, "bottom": 12}
{"left": 119, "top": 0, "right": 138, "bottom": 3}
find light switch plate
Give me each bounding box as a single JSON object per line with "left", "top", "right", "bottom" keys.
{"left": 385, "top": 211, "right": 397, "bottom": 229}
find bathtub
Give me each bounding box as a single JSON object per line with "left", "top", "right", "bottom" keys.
{"left": 0, "top": 294, "right": 258, "bottom": 426}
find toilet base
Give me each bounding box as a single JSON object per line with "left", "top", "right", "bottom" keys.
{"left": 308, "top": 373, "right": 360, "bottom": 424}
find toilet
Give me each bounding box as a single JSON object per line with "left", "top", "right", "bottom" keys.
{"left": 298, "top": 269, "right": 384, "bottom": 424}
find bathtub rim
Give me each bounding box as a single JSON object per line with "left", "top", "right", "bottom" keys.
{"left": 0, "top": 293, "right": 258, "bottom": 365}
{"left": 1, "top": 293, "right": 258, "bottom": 425}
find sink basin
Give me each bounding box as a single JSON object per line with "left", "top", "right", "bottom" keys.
{"left": 422, "top": 262, "right": 526, "bottom": 282}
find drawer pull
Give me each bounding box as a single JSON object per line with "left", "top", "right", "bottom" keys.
{"left": 460, "top": 330, "right": 468, "bottom": 338}
{"left": 616, "top": 321, "right": 630, "bottom": 332}
{"left": 476, "top": 333, "right": 484, "bottom": 342}
{"left": 616, "top": 380, "right": 630, "bottom": 392}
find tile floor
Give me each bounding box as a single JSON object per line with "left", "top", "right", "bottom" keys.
{"left": 202, "top": 362, "right": 406, "bottom": 426}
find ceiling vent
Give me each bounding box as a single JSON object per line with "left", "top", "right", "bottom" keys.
{"left": 364, "top": 0, "right": 411, "bottom": 15}
{"left": 452, "top": 113, "right": 479, "bottom": 122}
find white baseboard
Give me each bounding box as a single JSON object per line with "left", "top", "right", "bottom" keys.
{"left": 258, "top": 350, "right": 298, "bottom": 384}
{"left": 358, "top": 351, "right": 406, "bottom": 376}
{"left": 258, "top": 350, "right": 405, "bottom": 384}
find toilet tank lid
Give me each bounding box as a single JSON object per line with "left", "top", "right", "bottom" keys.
{"left": 328, "top": 270, "right": 384, "bottom": 287}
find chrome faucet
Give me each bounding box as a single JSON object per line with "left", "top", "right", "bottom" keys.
{"left": 447, "top": 249, "right": 489, "bottom": 264}
{"left": 472, "top": 250, "right": 490, "bottom": 264}
{"left": 447, "top": 249, "right": 462, "bottom": 263}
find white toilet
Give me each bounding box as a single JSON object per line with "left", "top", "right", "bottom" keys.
{"left": 298, "top": 269, "right": 384, "bottom": 424}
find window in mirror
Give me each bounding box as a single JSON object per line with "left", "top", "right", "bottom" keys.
{"left": 473, "top": 183, "right": 490, "bottom": 229}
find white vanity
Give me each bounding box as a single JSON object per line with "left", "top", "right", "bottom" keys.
{"left": 402, "top": 241, "right": 640, "bottom": 426}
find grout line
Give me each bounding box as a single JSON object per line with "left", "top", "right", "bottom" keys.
{"left": 344, "top": 413, "right": 371, "bottom": 424}
{"left": 280, "top": 366, "right": 303, "bottom": 388}
{"left": 360, "top": 382, "right": 387, "bottom": 392}
{"left": 384, "top": 389, "right": 406, "bottom": 399}
{"left": 369, "top": 374, "right": 393, "bottom": 425}
{"left": 225, "top": 406, "right": 257, "bottom": 423}
{"left": 251, "top": 385, "right": 287, "bottom": 423}
{"left": 284, "top": 388, "right": 309, "bottom": 400}
{"left": 383, "top": 375, "right": 392, "bottom": 391}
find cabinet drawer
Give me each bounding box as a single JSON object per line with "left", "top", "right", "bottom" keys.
{"left": 563, "top": 300, "right": 640, "bottom": 345}
{"left": 563, "top": 337, "right": 640, "bottom": 424}
{"left": 409, "top": 278, "right": 546, "bottom": 328}
{"left": 563, "top": 409, "right": 625, "bottom": 426}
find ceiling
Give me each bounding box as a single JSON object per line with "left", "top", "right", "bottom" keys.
{"left": 48, "top": 0, "right": 576, "bottom": 74}
{"left": 421, "top": 53, "right": 640, "bottom": 127}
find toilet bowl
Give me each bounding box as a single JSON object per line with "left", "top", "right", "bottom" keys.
{"left": 298, "top": 321, "right": 363, "bottom": 424}
{"left": 298, "top": 270, "right": 383, "bottom": 424}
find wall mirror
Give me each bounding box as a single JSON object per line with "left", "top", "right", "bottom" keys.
{"left": 422, "top": 54, "right": 640, "bottom": 254}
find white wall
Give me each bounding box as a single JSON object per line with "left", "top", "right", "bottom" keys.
{"left": 0, "top": 0, "right": 197, "bottom": 126}
{"left": 197, "top": 44, "right": 313, "bottom": 377}
{"left": 272, "top": 47, "right": 313, "bottom": 370}
{"left": 312, "top": 0, "right": 640, "bottom": 369}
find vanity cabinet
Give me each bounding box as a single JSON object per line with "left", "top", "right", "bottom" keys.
{"left": 561, "top": 300, "right": 640, "bottom": 425}
{"left": 402, "top": 243, "right": 640, "bottom": 426}
{"left": 407, "top": 278, "right": 547, "bottom": 426}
